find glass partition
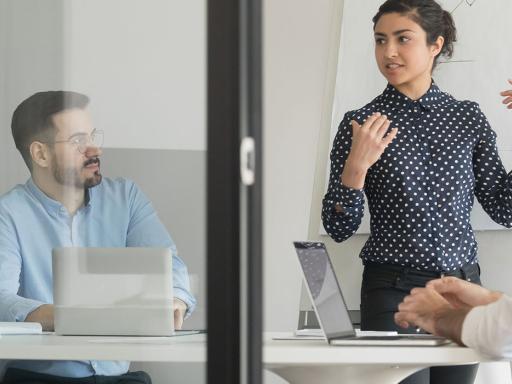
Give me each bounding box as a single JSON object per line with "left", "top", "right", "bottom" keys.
{"left": 0, "top": 1, "right": 207, "bottom": 383}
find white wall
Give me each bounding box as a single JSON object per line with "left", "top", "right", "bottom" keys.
{"left": 263, "top": 0, "right": 343, "bottom": 332}
{"left": 0, "top": 0, "right": 65, "bottom": 193}
{"left": 61, "top": 0, "right": 206, "bottom": 151}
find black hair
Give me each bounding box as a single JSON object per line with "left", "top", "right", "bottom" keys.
{"left": 373, "top": 0, "right": 457, "bottom": 69}
{"left": 11, "top": 91, "right": 90, "bottom": 171}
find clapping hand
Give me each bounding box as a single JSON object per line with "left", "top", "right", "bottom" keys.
{"left": 425, "top": 277, "right": 502, "bottom": 309}
{"left": 394, "top": 277, "right": 502, "bottom": 343}
{"left": 394, "top": 287, "right": 451, "bottom": 333}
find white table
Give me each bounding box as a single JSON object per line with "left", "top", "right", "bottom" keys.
{"left": 0, "top": 333, "right": 206, "bottom": 362}
{"left": 264, "top": 332, "right": 492, "bottom": 384}
{"left": 0, "top": 332, "right": 494, "bottom": 384}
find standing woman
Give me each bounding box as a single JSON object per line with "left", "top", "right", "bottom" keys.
{"left": 322, "top": 0, "right": 512, "bottom": 383}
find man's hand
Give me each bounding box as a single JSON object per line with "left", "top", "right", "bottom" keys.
{"left": 500, "top": 79, "right": 512, "bottom": 109}
{"left": 426, "top": 277, "right": 502, "bottom": 309}
{"left": 394, "top": 277, "right": 503, "bottom": 346}
{"left": 25, "top": 304, "right": 54, "bottom": 331}
{"left": 394, "top": 287, "right": 470, "bottom": 345}
{"left": 394, "top": 287, "right": 452, "bottom": 332}
{"left": 173, "top": 297, "right": 187, "bottom": 330}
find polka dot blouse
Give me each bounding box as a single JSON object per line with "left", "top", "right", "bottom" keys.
{"left": 322, "top": 82, "right": 512, "bottom": 272}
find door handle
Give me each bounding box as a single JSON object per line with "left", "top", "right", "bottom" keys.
{"left": 240, "top": 137, "right": 255, "bottom": 186}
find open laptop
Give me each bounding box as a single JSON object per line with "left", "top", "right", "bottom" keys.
{"left": 293, "top": 241, "right": 450, "bottom": 346}
{"left": 53, "top": 247, "right": 174, "bottom": 336}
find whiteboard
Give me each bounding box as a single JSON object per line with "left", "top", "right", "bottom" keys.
{"left": 324, "top": 0, "right": 512, "bottom": 234}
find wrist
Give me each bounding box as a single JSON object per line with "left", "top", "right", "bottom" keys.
{"left": 341, "top": 159, "right": 367, "bottom": 189}
{"left": 434, "top": 307, "right": 470, "bottom": 345}
{"left": 487, "top": 291, "right": 503, "bottom": 304}
{"left": 26, "top": 304, "right": 54, "bottom": 331}
{"left": 174, "top": 297, "right": 188, "bottom": 311}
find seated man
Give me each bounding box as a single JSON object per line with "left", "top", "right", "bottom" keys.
{"left": 394, "top": 276, "right": 511, "bottom": 358}
{"left": 0, "top": 91, "right": 196, "bottom": 383}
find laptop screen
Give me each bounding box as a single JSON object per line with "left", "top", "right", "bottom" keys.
{"left": 294, "top": 242, "right": 354, "bottom": 338}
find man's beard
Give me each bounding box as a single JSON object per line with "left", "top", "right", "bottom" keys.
{"left": 52, "top": 156, "right": 102, "bottom": 189}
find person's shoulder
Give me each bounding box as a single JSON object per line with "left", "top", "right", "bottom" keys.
{"left": 0, "top": 183, "right": 31, "bottom": 213}
{"left": 93, "top": 177, "right": 143, "bottom": 201}
{"left": 345, "top": 94, "right": 384, "bottom": 123}
{"left": 98, "top": 176, "right": 138, "bottom": 190}
{"left": 0, "top": 183, "right": 33, "bottom": 229}
{"left": 439, "top": 91, "right": 482, "bottom": 114}
{"left": 335, "top": 99, "right": 381, "bottom": 138}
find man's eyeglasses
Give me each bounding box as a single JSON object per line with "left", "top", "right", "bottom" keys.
{"left": 44, "top": 130, "right": 104, "bottom": 154}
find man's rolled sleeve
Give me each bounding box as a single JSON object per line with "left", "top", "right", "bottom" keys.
{"left": 0, "top": 212, "right": 45, "bottom": 323}
{"left": 172, "top": 250, "right": 197, "bottom": 317}
{"left": 3, "top": 296, "right": 46, "bottom": 322}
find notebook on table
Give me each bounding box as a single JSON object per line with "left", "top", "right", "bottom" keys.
{"left": 0, "top": 322, "right": 42, "bottom": 335}
{"left": 293, "top": 241, "right": 450, "bottom": 346}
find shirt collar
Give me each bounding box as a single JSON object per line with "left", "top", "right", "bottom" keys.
{"left": 25, "top": 178, "right": 92, "bottom": 217}
{"left": 381, "top": 81, "right": 446, "bottom": 111}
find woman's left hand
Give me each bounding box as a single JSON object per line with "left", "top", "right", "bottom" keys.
{"left": 500, "top": 79, "right": 512, "bottom": 109}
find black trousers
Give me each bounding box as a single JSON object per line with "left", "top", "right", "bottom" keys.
{"left": 2, "top": 369, "right": 151, "bottom": 384}
{"left": 360, "top": 262, "right": 481, "bottom": 384}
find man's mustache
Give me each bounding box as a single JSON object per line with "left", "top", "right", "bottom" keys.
{"left": 83, "top": 157, "right": 100, "bottom": 167}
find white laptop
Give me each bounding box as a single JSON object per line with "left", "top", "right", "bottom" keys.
{"left": 53, "top": 247, "right": 174, "bottom": 336}
{"left": 293, "top": 241, "right": 450, "bottom": 346}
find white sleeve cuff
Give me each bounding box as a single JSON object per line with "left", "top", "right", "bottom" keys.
{"left": 461, "top": 305, "right": 484, "bottom": 349}
{"left": 461, "top": 296, "right": 512, "bottom": 359}
{"left": 10, "top": 298, "right": 46, "bottom": 322}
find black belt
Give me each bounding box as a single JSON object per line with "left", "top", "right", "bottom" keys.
{"left": 364, "top": 261, "right": 480, "bottom": 282}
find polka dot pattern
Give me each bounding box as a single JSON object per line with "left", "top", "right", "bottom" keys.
{"left": 322, "top": 83, "right": 512, "bottom": 272}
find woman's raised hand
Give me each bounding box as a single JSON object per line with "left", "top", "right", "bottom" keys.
{"left": 500, "top": 79, "right": 512, "bottom": 109}
{"left": 341, "top": 112, "right": 398, "bottom": 189}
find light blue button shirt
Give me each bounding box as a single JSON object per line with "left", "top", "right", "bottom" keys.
{"left": 0, "top": 177, "right": 196, "bottom": 378}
